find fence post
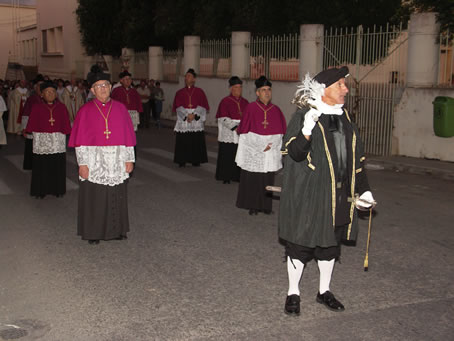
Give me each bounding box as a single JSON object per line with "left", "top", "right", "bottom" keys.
{"left": 184, "top": 36, "right": 200, "bottom": 74}
{"left": 299, "top": 24, "right": 324, "bottom": 78}
{"left": 231, "top": 31, "right": 251, "bottom": 78}
{"left": 406, "top": 12, "right": 440, "bottom": 87}
{"left": 149, "top": 46, "right": 163, "bottom": 81}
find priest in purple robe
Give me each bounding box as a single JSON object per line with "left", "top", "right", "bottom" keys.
{"left": 69, "top": 69, "right": 136, "bottom": 245}
{"left": 20, "top": 75, "right": 44, "bottom": 170}
{"left": 235, "top": 76, "right": 287, "bottom": 215}
{"left": 25, "top": 81, "right": 71, "bottom": 198}
{"left": 172, "top": 68, "right": 210, "bottom": 167}
{"left": 215, "top": 76, "right": 249, "bottom": 184}
{"left": 111, "top": 71, "right": 143, "bottom": 132}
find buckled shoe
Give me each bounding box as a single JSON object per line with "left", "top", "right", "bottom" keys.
{"left": 284, "top": 294, "right": 300, "bottom": 316}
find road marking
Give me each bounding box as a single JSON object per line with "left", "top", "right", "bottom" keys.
{"left": 141, "top": 148, "right": 216, "bottom": 173}
{"left": 4, "top": 155, "right": 28, "bottom": 173}
{"left": 136, "top": 158, "right": 200, "bottom": 182}
{"left": 0, "top": 178, "right": 13, "bottom": 195}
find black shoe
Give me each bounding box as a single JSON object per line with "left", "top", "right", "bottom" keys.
{"left": 115, "top": 235, "right": 128, "bottom": 240}
{"left": 178, "top": 163, "right": 185, "bottom": 168}
{"left": 316, "top": 291, "right": 345, "bottom": 312}
{"left": 263, "top": 209, "right": 272, "bottom": 215}
{"left": 223, "top": 180, "right": 230, "bottom": 184}
{"left": 248, "top": 209, "right": 258, "bottom": 215}
{"left": 284, "top": 295, "right": 300, "bottom": 315}
{"left": 192, "top": 163, "right": 200, "bottom": 167}
{"left": 88, "top": 240, "right": 100, "bottom": 245}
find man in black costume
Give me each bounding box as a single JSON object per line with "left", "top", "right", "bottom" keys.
{"left": 279, "top": 67, "right": 375, "bottom": 315}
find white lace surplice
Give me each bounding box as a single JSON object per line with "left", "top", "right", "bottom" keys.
{"left": 75, "top": 146, "right": 135, "bottom": 186}
{"left": 128, "top": 110, "right": 140, "bottom": 131}
{"left": 174, "top": 107, "right": 206, "bottom": 132}
{"left": 235, "top": 132, "right": 283, "bottom": 173}
{"left": 217, "top": 118, "right": 240, "bottom": 144}
{"left": 32, "top": 132, "right": 66, "bottom": 154}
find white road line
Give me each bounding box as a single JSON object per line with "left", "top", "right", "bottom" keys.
{"left": 136, "top": 158, "right": 200, "bottom": 182}
{"left": 141, "top": 148, "right": 217, "bottom": 173}
{"left": 0, "top": 178, "right": 13, "bottom": 195}
{"left": 4, "top": 155, "right": 28, "bottom": 173}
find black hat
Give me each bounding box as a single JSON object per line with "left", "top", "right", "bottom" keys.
{"left": 87, "top": 72, "right": 110, "bottom": 88}
{"left": 119, "top": 71, "right": 132, "bottom": 79}
{"left": 186, "top": 68, "right": 197, "bottom": 78}
{"left": 229, "top": 76, "right": 242, "bottom": 87}
{"left": 255, "top": 75, "right": 272, "bottom": 89}
{"left": 314, "top": 66, "right": 349, "bottom": 88}
{"left": 40, "top": 81, "right": 57, "bottom": 92}
{"left": 33, "top": 74, "right": 45, "bottom": 85}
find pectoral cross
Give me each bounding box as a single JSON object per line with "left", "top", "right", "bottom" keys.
{"left": 262, "top": 118, "right": 269, "bottom": 129}
{"left": 49, "top": 117, "right": 55, "bottom": 126}
{"left": 104, "top": 127, "right": 111, "bottom": 139}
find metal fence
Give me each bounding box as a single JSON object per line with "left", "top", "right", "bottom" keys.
{"left": 134, "top": 50, "right": 149, "bottom": 80}
{"left": 163, "top": 49, "right": 183, "bottom": 82}
{"left": 200, "top": 38, "right": 231, "bottom": 78}
{"left": 438, "top": 30, "right": 454, "bottom": 87}
{"left": 248, "top": 33, "right": 299, "bottom": 81}
{"left": 324, "top": 24, "right": 408, "bottom": 156}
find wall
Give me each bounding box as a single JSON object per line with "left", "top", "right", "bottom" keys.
{"left": 0, "top": 4, "right": 36, "bottom": 77}
{"left": 37, "top": 0, "right": 85, "bottom": 79}
{"left": 160, "top": 77, "right": 300, "bottom": 127}
{"left": 393, "top": 88, "right": 454, "bottom": 161}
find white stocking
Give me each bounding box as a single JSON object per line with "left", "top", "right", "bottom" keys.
{"left": 317, "top": 259, "right": 335, "bottom": 294}
{"left": 287, "top": 257, "right": 304, "bottom": 296}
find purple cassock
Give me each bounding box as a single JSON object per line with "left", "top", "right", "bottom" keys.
{"left": 69, "top": 98, "right": 136, "bottom": 147}
{"left": 111, "top": 86, "right": 143, "bottom": 112}
{"left": 237, "top": 100, "right": 287, "bottom": 136}
{"left": 18, "top": 94, "right": 43, "bottom": 124}
{"left": 26, "top": 101, "right": 71, "bottom": 135}
{"left": 172, "top": 86, "right": 209, "bottom": 111}
{"left": 216, "top": 95, "right": 248, "bottom": 120}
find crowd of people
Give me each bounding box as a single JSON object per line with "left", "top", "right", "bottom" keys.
{"left": 0, "top": 65, "right": 376, "bottom": 316}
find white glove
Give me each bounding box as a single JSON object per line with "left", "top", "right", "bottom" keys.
{"left": 301, "top": 108, "right": 322, "bottom": 136}
{"left": 357, "top": 191, "right": 375, "bottom": 209}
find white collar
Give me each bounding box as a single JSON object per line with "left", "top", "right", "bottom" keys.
{"left": 308, "top": 98, "right": 344, "bottom": 115}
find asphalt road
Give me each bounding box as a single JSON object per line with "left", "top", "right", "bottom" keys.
{"left": 0, "top": 126, "right": 453, "bottom": 341}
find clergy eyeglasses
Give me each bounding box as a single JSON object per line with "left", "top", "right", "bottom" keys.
{"left": 93, "top": 82, "right": 110, "bottom": 89}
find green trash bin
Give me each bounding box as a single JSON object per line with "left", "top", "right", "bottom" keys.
{"left": 433, "top": 96, "right": 454, "bottom": 137}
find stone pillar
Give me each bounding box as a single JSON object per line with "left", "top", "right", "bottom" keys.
{"left": 149, "top": 46, "right": 163, "bottom": 81}
{"left": 121, "top": 47, "right": 135, "bottom": 77}
{"left": 407, "top": 12, "right": 440, "bottom": 87}
{"left": 231, "top": 31, "right": 251, "bottom": 78}
{"left": 299, "top": 24, "right": 324, "bottom": 78}
{"left": 183, "top": 36, "right": 200, "bottom": 74}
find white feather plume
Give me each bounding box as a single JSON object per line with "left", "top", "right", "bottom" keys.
{"left": 292, "top": 73, "right": 325, "bottom": 109}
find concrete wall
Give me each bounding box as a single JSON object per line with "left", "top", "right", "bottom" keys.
{"left": 37, "top": 0, "right": 85, "bottom": 79}
{"left": 160, "top": 77, "right": 300, "bottom": 127}
{"left": 394, "top": 88, "right": 454, "bottom": 161}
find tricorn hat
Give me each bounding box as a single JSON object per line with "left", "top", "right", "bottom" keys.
{"left": 40, "top": 81, "right": 57, "bottom": 92}
{"left": 185, "top": 68, "right": 197, "bottom": 78}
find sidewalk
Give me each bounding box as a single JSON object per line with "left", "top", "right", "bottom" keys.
{"left": 161, "top": 119, "right": 454, "bottom": 181}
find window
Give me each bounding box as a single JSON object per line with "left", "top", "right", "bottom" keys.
{"left": 41, "top": 26, "right": 64, "bottom": 54}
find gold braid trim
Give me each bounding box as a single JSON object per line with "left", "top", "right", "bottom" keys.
{"left": 318, "top": 122, "right": 336, "bottom": 227}
{"left": 360, "top": 156, "right": 366, "bottom": 162}
{"left": 355, "top": 167, "right": 363, "bottom": 174}
{"left": 281, "top": 136, "right": 297, "bottom": 155}
{"left": 345, "top": 108, "right": 356, "bottom": 240}
{"left": 307, "top": 152, "right": 315, "bottom": 170}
